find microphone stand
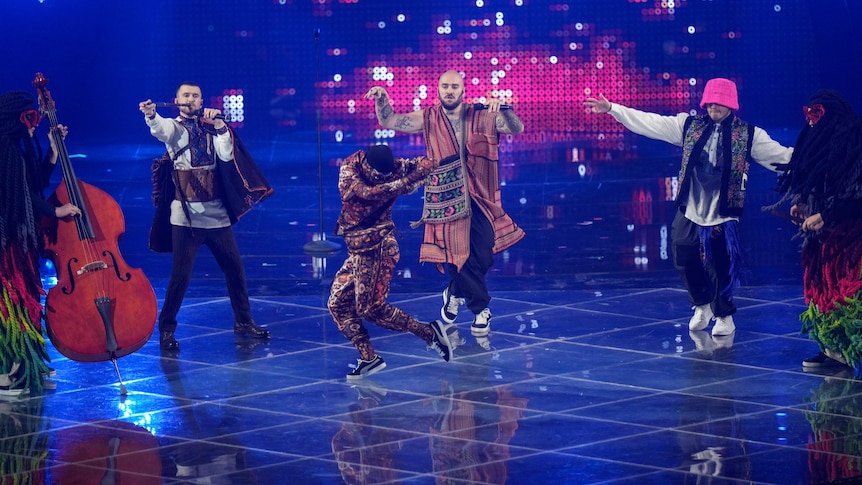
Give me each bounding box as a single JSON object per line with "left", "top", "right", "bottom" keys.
{"left": 303, "top": 27, "right": 341, "bottom": 255}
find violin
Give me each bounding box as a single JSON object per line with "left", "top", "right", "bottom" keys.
{"left": 34, "top": 72, "right": 157, "bottom": 395}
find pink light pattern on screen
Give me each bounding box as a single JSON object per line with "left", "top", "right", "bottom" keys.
{"left": 316, "top": 16, "right": 704, "bottom": 164}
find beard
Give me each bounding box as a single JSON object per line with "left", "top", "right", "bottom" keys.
{"left": 439, "top": 92, "right": 463, "bottom": 111}
{"left": 181, "top": 106, "right": 199, "bottom": 118}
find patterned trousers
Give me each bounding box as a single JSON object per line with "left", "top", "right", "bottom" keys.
{"left": 328, "top": 234, "right": 433, "bottom": 361}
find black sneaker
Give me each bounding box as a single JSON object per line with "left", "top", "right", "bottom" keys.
{"left": 0, "top": 364, "right": 28, "bottom": 398}
{"left": 802, "top": 352, "right": 847, "bottom": 368}
{"left": 429, "top": 320, "right": 456, "bottom": 362}
{"left": 347, "top": 355, "right": 386, "bottom": 380}
{"left": 441, "top": 288, "right": 465, "bottom": 324}
{"left": 0, "top": 381, "right": 29, "bottom": 398}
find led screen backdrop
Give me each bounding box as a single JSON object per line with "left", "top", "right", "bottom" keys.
{"left": 1, "top": 0, "right": 858, "bottom": 164}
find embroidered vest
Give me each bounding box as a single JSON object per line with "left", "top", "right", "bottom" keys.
{"left": 419, "top": 156, "right": 469, "bottom": 224}
{"left": 679, "top": 115, "right": 754, "bottom": 217}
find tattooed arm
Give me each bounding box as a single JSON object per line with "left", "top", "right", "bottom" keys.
{"left": 496, "top": 109, "right": 524, "bottom": 135}
{"left": 364, "top": 86, "right": 424, "bottom": 133}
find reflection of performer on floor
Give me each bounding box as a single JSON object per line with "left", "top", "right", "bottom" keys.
{"left": 0, "top": 399, "right": 48, "bottom": 481}
{"left": 158, "top": 355, "right": 258, "bottom": 483}
{"left": 679, "top": 332, "right": 751, "bottom": 481}
{"left": 804, "top": 370, "right": 862, "bottom": 484}
{"left": 331, "top": 383, "right": 401, "bottom": 484}
{"left": 428, "top": 352, "right": 528, "bottom": 484}
{"left": 331, "top": 358, "right": 527, "bottom": 485}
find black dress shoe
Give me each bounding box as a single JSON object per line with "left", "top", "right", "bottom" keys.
{"left": 160, "top": 331, "right": 180, "bottom": 352}
{"left": 234, "top": 321, "right": 271, "bottom": 339}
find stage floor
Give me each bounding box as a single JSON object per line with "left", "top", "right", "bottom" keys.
{"left": 2, "top": 139, "right": 855, "bottom": 484}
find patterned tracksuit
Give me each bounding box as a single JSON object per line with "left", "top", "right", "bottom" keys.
{"left": 328, "top": 150, "right": 438, "bottom": 361}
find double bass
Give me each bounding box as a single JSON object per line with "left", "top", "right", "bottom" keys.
{"left": 34, "top": 73, "right": 157, "bottom": 395}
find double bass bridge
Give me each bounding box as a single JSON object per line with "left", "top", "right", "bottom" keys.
{"left": 77, "top": 260, "right": 108, "bottom": 275}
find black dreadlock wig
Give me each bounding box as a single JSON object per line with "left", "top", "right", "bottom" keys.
{"left": 775, "top": 90, "right": 862, "bottom": 217}
{"left": 0, "top": 90, "right": 45, "bottom": 285}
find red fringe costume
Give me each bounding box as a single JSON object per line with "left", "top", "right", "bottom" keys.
{"left": 771, "top": 90, "right": 862, "bottom": 369}
{"left": 0, "top": 91, "right": 55, "bottom": 395}
{"left": 804, "top": 373, "right": 862, "bottom": 482}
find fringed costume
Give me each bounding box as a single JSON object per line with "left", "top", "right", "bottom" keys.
{"left": 0, "top": 91, "right": 57, "bottom": 395}
{"left": 328, "top": 148, "right": 439, "bottom": 361}
{"left": 771, "top": 90, "right": 862, "bottom": 369}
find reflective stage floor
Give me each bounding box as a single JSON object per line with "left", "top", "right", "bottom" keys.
{"left": 3, "top": 137, "right": 858, "bottom": 484}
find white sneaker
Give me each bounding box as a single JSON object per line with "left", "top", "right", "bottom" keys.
{"left": 712, "top": 315, "right": 736, "bottom": 336}
{"left": 471, "top": 308, "right": 492, "bottom": 336}
{"left": 688, "top": 304, "right": 714, "bottom": 331}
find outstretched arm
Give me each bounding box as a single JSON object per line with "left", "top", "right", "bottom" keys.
{"left": 140, "top": 99, "right": 184, "bottom": 145}
{"left": 750, "top": 127, "right": 793, "bottom": 173}
{"left": 364, "top": 86, "right": 424, "bottom": 133}
{"left": 585, "top": 92, "right": 687, "bottom": 146}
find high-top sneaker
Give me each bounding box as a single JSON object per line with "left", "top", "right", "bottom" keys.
{"left": 441, "top": 288, "right": 465, "bottom": 324}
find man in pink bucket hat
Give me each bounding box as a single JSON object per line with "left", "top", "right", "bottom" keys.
{"left": 585, "top": 78, "right": 793, "bottom": 340}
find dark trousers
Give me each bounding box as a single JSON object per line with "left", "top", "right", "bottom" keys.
{"left": 671, "top": 209, "right": 736, "bottom": 318}
{"left": 158, "top": 225, "right": 252, "bottom": 332}
{"left": 447, "top": 203, "right": 495, "bottom": 314}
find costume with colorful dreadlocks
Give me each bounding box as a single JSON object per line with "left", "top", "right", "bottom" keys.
{"left": 0, "top": 91, "right": 58, "bottom": 394}
{"left": 771, "top": 90, "right": 862, "bottom": 370}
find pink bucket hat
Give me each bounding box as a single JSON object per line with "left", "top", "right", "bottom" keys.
{"left": 700, "top": 78, "right": 739, "bottom": 110}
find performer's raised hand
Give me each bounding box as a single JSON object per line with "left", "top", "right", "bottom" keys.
{"left": 139, "top": 99, "right": 156, "bottom": 118}
{"left": 584, "top": 94, "right": 611, "bottom": 114}
{"left": 200, "top": 108, "right": 226, "bottom": 130}
{"left": 486, "top": 99, "right": 503, "bottom": 113}
{"left": 364, "top": 86, "right": 390, "bottom": 101}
